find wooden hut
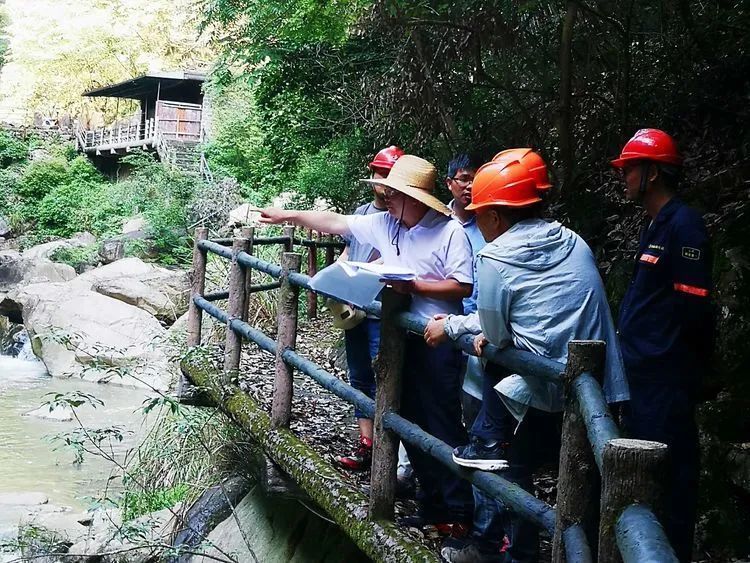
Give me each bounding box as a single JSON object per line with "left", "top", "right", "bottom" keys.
{"left": 75, "top": 71, "right": 209, "bottom": 176}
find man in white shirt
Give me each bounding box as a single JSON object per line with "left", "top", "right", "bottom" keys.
{"left": 260, "top": 154, "right": 475, "bottom": 533}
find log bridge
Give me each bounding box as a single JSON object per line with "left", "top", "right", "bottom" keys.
{"left": 180, "top": 226, "right": 679, "bottom": 563}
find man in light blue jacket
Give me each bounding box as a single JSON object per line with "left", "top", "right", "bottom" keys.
{"left": 436, "top": 156, "right": 629, "bottom": 563}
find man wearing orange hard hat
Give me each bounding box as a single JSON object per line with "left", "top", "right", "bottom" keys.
{"left": 439, "top": 153, "right": 628, "bottom": 563}
{"left": 613, "top": 129, "right": 713, "bottom": 562}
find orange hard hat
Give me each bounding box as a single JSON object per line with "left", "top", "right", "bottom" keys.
{"left": 610, "top": 129, "right": 683, "bottom": 168}
{"left": 492, "top": 148, "right": 552, "bottom": 190}
{"left": 465, "top": 160, "right": 541, "bottom": 211}
{"left": 369, "top": 145, "right": 405, "bottom": 171}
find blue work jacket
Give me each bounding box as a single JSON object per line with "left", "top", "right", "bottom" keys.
{"left": 618, "top": 198, "right": 713, "bottom": 394}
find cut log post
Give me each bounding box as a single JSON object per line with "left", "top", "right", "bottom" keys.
{"left": 552, "top": 340, "right": 605, "bottom": 562}
{"left": 186, "top": 227, "right": 208, "bottom": 347}
{"left": 223, "top": 236, "right": 249, "bottom": 382}
{"left": 271, "top": 252, "right": 301, "bottom": 428}
{"left": 240, "top": 226, "right": 254, "bottom": 322}
{"left": 599, "top": 438, "right": 670, "bottom": 562}
{"left": 179, "top": 226, "right": 209, "bottom": 402}
{"left": 325, "top": 234, "right": 336, "bottom": 265}
{"left": 369, "top": 288, "right": 410, "bottom": 521}
{"left": 306, "top": 229, "right": 318, "bottom": 319}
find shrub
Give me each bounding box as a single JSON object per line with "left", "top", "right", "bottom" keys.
{"left": 0, "top": 131, "right": 27, "bottom": 167}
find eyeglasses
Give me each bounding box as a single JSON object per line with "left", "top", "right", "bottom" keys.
{"left": 450, "top": 175, "right": 474, "bottom": 186}
{"left": 383, "top": 187, "right": 403, "bottom": 198}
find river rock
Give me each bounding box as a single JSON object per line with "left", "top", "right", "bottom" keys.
{"left": 0, "top": 216, "right": 10, "bottom": 238}
{"left": 0, "top": 250, "right": 76, "bottom": 297}
{"left": 24, "top": 404, "right": 75, "bottom": 421}
{"left": 67, "top": 506, "right": 175, "bottom": 563}
{"left": 122, "top": 215, "right": 147, "bottom": 235}
{"left": 91, "top": 267, "right": 190, "bottom": 325}
{"left": 227, "top": 203, "right": 260, "bottom": 226}
{"left": 22, "top": 232, "right": 95, "bottom": 261}
{"left": 98, "top": 238, "right": 125, "bottom": 264}
{"left": 0, "top": 492, "right": 49, "bottom": 506}
{"left": 8, "top": 281, "right": 178, "bottom": 390}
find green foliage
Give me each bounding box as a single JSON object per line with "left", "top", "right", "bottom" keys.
{"left": 121, "top": 484, "right": 190, "bottom": 521}
{"left": 0, "top": 130, "right": 27, "bottom": 166}
{"left": 49, "top": 244, "right": 99, "bottom": 272}
{"left": 16, "top": 158, "right": 69, "bottom": 201}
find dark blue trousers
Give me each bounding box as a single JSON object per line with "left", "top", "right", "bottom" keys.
{"left": 344, "top": 318, "right": 380, "bottom": 419}
{"left": 470, "top": 362, "right": 515, "bottom": 444}
{"left": 472, "top": 410, "right": 562, "bottom": 562}
{"left": 623, "top": 378, "right": 699, "bottom": 563}
{"left": 400, "top": 336, "right": 473, "bottom": 522}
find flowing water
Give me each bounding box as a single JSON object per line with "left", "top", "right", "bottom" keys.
{"left": 0, "top": 341, "right": 153, "bottom": 533}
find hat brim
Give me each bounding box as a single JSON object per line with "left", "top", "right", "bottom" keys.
{"left": 361, "top": 178, "right": 451, "bottom": 216}
{"left": 466, "top": 196, "right": 542, "bottom": 211}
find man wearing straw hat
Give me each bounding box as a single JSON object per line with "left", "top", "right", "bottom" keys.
{"left": 260, "top": 154, "right": 475, "bottom": 533}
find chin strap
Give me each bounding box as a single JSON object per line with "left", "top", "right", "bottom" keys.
{"left": 390, "top": 203, "right": 405, "bottom": 256}
{"left": 638, "top": 161, "right": 651, "bottom": 197}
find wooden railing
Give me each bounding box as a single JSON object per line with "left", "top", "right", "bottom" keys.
{"left": 181, "top": 227, "right": 679, "bottom": 563}
{"left": 76, "top": 118, "right": 157, "bottom": 152}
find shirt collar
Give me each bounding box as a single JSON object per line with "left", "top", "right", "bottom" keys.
{"left": 652, "top": 197, "right": 682, "bottom": 225}
{"left": 448, "top": 199, "right": 477, "bottom": 227}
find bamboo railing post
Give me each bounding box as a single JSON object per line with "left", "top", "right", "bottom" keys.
{"left": 306, "top": 229, "right": 318, "bottom": 319}
{"left": 369, "top": 287, "right": 410, "bottom": 521}
{"left": 271, "top": 252, "right": 302, "bottom": 428}
{"left": 325, "top": 234, "right": 336, "bottom": 266}
{"left": 599, "top": 439, "right": 670, "bottom": 562}
{"left": 552, "top": 340, "right": 605, "bottom": 562}
{"left": 178, "top": 226, "right": 208, "bottom": 401}
{"left": 240, "top": 226, "right": 254, "bottom": 322}
{"left": 223, "top": 236, "right": 250, "bottom": 382}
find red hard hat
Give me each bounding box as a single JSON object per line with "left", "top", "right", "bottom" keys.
{"left": 369, "top": 145, "right": 405, "bottom": 171}
{"left": 492, "top": 148, "right": 553, "bottom": 190}
{"left": 611, "top": 128, "right": 683, "bottom": 168}
{"left": 465, "top": 160, "right": 541, "bottom": 211}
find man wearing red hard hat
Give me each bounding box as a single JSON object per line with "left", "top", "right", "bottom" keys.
{"left": 333, "top": 145, "right": 404, "bottom": 472}
{"left": 613, "top": 129, "right": 714, "bottom": 562}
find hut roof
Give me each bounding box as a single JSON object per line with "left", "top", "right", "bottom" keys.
{"left": 82, "top": 71, "right": 207, "bottom": 99}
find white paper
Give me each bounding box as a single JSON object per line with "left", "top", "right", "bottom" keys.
{"left": 309, "top": 262, "right": 384, "bottom": 308}
{"left": 345, "top": 261, "right": 416, "bottom": 280}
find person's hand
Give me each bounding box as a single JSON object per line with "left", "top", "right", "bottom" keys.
{"left": 383, "top": 279, "right": 416, "bottom": 295}
{"left": 473, "top": 333, "right": 489, "bottom": 356}
{"left": 258, "top": 207, "right": 289, "bottom": 225}
{"left": 424, "top": 314, "right": 448, "bottom": 347}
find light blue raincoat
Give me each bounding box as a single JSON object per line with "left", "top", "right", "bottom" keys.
{"left": 445, "top": 219, "right": 629, "bottom": 421}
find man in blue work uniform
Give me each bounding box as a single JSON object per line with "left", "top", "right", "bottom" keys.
{"left": 613, "top": 128, "right": 714, "bottom": 562}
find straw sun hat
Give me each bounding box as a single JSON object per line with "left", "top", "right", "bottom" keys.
{"left": 360, "top": 154, "right": 451, "bottom": 216}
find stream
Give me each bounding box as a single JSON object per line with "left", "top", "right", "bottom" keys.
{"left": 0, "top": 342, "right": 153, "bottom": 537}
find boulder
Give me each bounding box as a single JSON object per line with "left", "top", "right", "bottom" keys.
{"left": 98, "top": 238, "right": 125, "bottom": 264}
{"left": 122, "top": 215, "right": 147, "bottom": 235}
{"left": 22, "top": 232, "right": 95, "bottom": 261}
{"left": 227, "top": 203, "right": 261, "bottom": 226}
{"left": 0, "top": 250, "right": 76, "bottom": 294}
{"left": 8, "top": 281, "right": 178, "bottom": 390}
{"left": 76, "top": 258, "right": 190, "bottom": 324}
{"left": 23, "top": 404, "right": 74, "bottom": 421}
{"left": 0, "top": 216, "right": 10, "bottom": 238}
